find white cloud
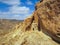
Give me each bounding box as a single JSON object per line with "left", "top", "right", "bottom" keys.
{"left": 0, "top": 0, "right": 33, "bottom": 20}
{"left": 0, "top": 6, "right": 32, "bottom": 20}
{"left": 26, "top": 0, "right": 33, "bottom": 5}
{"left": 0, "top": 0, "right": 20, "bottom": 5}
{"left": 0, "top": 13, "right": 31, "bottom": 20}
{"left": 9, "top": 6, "right": 30, "bottom": 14}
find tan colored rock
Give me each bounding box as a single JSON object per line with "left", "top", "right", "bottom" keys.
{"left": 36, "top": 0, "right": 60, "bottom": 42}
{"left": 22, "top": 0, "right": 60, "bottom": 43}
{"left": 0, "top": 0, "right": 60, "bottom": 45}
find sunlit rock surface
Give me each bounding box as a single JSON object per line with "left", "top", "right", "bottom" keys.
{"left": 0, "top": 0, "right": 60, "bottom": 45}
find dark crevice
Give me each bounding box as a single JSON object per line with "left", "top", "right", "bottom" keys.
{"left": 37, "top": 13, "right": 41, "bottom": 31}
{"left": 33, "top": 28, "right": 34, "bottom": 31}
{"left": 25, "top": 16, "right": 34, "bottom": 31}
{"left": 21, "top": 40, "right": 27, "bottom": 45}
{"left": 45, "top": 2, "right": 52, "bottom": 10}
{"left": 57, "top": 0, "right": 60, "bottom": 2}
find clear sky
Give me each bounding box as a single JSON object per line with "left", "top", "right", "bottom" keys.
{"left": 0, "top": 0, "right": 40, "bottom": 20}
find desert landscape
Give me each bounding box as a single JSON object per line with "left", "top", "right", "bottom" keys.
{"left": 0, "top": 0, "right": 60, "bottom": 45}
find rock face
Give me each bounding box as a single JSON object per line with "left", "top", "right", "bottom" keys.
{"left": 22, "top": 0, "right": 60, "bottom": 43}
{"left": 0, "top": 0, "right": 60, "bottom": 45}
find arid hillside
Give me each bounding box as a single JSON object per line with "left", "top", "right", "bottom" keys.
{"left": 0, "top": 19, "right": 23, "bottom": 29}
{"left": 0, "top": 19, "right": 23, "bottom": 36}
{"left": 0, "top": 0, "right": 60, "bottom": 45}
{"left": 0, "top": 19, "right": 23, "bottom": 30}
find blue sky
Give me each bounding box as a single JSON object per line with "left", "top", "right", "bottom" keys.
{"left": 0, "top": 0, "right": 40, "bottom": 20}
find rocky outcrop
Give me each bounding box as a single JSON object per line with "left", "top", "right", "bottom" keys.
{"left": 0, "top": 0, "right": 60, "bottom": 45}
{"left": 22, "top": 0, "right": 60, "bottom": 43}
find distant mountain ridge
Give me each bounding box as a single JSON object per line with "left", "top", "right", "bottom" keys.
{"left": 0, "top": 19, "right": 23, "bottom": 29}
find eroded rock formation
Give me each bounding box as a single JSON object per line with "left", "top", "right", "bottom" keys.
{"left": 22, "top": 0, "right": 60, "bottom": 43}
{"left": 0, "top": 0, "right": 60, "bottom": 45}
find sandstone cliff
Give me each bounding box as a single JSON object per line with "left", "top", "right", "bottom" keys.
{"left": 22, "top": 0, "right": 60, "bottom": 43}
{"left": 0, "top": 0, "right": 60, "bottom": 45}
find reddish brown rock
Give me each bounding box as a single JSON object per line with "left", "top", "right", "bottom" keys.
{"left": 22, "top": 0, "right": 60, "bottom": 43}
